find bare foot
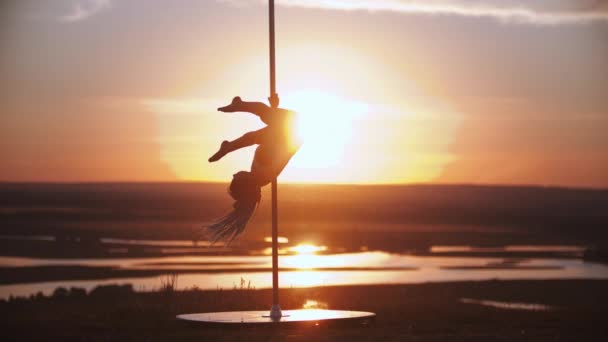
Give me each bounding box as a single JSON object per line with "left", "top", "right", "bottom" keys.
{"left": 218, "top": 96, "right": 242, "bottom": 112}
{"left": 209, "top": 140, "right": 230, "bottom": 162}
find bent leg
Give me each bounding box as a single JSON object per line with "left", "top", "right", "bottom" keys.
{"left": 218, "top": 97, "right": 272, "bottom": 123}
{"left": 209, "top": 127, "right": 269, "bottom": 162}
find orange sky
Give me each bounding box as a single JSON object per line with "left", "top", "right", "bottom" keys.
{"left": 1, "top": 1, "right": 607, "bottom": 188}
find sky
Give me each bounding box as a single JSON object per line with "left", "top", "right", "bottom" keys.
{"left": 1, "top": 0, "right": 607, "bottom": 187}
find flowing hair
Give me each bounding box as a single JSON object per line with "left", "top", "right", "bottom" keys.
{"left": 204, "top": 171, "right": 261, "bottom": 245}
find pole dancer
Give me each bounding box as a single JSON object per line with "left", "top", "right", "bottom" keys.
{"left": 202, "top": 96, "right": 301, "bottom": 244}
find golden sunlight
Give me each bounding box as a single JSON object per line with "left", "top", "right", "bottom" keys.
{"left": 264, "top": 236, "right": 289, "bottom": 244}
{"left": 281, "top": 90, "right": 369, "bottom": 169}
{"left": 281, "top": 243, "right": 329, "bottom": 269}
{"left": 147, "top": 43, "right": 461, "bottom": 184}
{"left": 288, "top": 243, "right": 328, "bottom": 255}
{"left": 302, "top": 299, "right": 329, "bottom": 310}
{"left": 285, "top": 254, "right": 321, "bottom": 269}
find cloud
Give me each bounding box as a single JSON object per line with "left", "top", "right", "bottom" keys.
{"left": 223, "top": 0, "right": 608, "bottom": 24}
{"left": 60, "top": 0, "right": 111, "bottom": 22}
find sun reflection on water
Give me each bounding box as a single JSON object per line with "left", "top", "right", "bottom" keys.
{"left": 288, "top": 243, "right": 327, "bottom": 254}
{"left": 284, "top": 254, "right": 322, "bottom": 269}
{"left": 4, "top": 245, "right": 608, "bottom": 300}
{"left": 261, "top": 242, "right": 328, "bottom": 259}
{"left": 284, "top": 271, "right": 327, "bottom": 287}
{"left": 302, "top": 299, "right": 328, "bottom": 310}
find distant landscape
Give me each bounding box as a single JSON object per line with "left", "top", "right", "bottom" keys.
{"left": 2, "top": 182, "right": 608, "bottom": 341}
{"left": 1, "top": 182, "right": 607, "bottom": 257}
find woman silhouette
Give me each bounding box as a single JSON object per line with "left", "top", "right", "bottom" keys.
{"left": 203, "top": 96, "right": 301, "bottom": 244}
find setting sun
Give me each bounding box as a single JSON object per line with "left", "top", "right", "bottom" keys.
{"left": 3, "top": 1, "right": 608, "bottom": 338}
{"left": 282, "top": 91, "right": 369, "bottom": 170}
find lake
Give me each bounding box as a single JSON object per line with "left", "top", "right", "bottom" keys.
{"left": 2, "top": 243, "right": 607, "bottom": 299}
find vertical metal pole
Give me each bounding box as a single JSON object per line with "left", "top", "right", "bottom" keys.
{"left": 270, "top": 178, "right": 279, "bottom": 316}
{"left": 269, "top": 0, "right": 277, "bottom": 103}
{"left": 268, "top": 0, "right": 282, "bottom": 320}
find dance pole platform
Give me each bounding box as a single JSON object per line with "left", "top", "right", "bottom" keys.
{"left": 177, "top": 310, "right": 375, "bottom": 327}
{"left": 176, "top": 0, "right": 375, "bottom": 327}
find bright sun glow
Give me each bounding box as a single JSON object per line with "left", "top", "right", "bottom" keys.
{"left": 302, "top": 299, "right": 328, "bottom": 310}
{"left": 288, "top": 243, "right": 328, "bottom": 255}
{"left": 282, "top": 243, "right": 329, "bottom": 269}
{"left": 281, "top": 90, "right": 369, "bottom": 169}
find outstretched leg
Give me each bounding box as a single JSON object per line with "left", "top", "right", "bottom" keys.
{"left": 209, "top": 127, "right": 269, "bottom": 162}
{"left": 218, "top": 97, "right": 272, "bottom": 124}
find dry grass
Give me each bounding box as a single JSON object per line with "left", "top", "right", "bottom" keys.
{"left": 160, "top": 273, "right": 179, "bottom": 293}
{"left": 2, "top": 280, "right": 608, "bottom": 341}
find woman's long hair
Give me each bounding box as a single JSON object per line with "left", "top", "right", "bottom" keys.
{"left": 205, "top": 171, "right": 261, "bottom": 245}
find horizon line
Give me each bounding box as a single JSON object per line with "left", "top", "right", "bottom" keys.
{"left": 1, "top": 180, "right": 606, "bottom": 191}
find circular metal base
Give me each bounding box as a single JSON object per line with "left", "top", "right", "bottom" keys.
{"left": 177, "top": 309, "right": 375, "bottom": 327}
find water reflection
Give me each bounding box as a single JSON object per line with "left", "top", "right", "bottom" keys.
{"left": 101, "top": 238, "right": 211, "bottom": 247}
{"left": 431, "top": 245, "right": 585, "bottom": 256}
{"left": 302, "top": 299, "right": 328, "bottom": 310}
{"left": 0, "top": 235, "right": 55, "bottom": 242}
{"left": 288, "top": 244, "right": 328, "bottom": 254}
{"left": 260, "top": 242, "right": 328, "bottom": 256}
{"left": 1, "top": 251, "right": 608, "bottom": 299}
{"left": 460, "top": 298, "right": 556, "bottom": 311}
